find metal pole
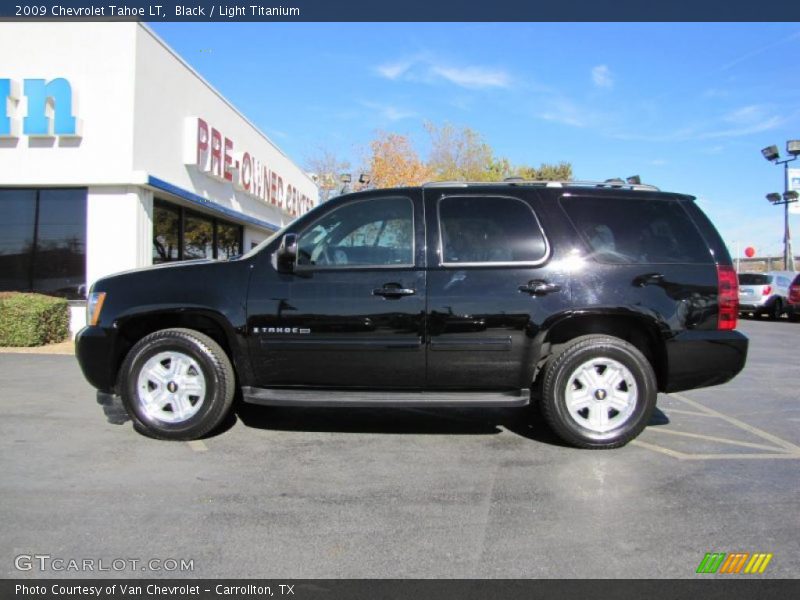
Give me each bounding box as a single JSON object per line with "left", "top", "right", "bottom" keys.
{"left": 785, "top": 161, "right": 795, "bottom": 271}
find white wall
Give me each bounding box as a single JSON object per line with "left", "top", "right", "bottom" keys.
{"left": 132, "top": 25, "right": 318, "bottom": 229}
{"left": 86, "top": 186, "right": 152, "bottom": 287}
{"left": 0, "top": 22, "right": 317, "bottom": 222}
{"left": 0, "top": 23, "right": 138, "bottom": 186}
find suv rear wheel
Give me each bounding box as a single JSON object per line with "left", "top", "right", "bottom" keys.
{"left": 119, "top": 328, "right": 235, "bottom": 441}
{"left": 540, "top": 335, "right": 657, "bottom": 449}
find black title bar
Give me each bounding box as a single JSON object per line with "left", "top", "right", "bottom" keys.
{"left": 2, "top": 1, "right": 800, "bottom": 21}
{"left": 3, "top": 579, "right": 799, "bottom": 600}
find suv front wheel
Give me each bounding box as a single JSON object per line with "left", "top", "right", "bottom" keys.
{"left": 119, "top": 328, "right": 235, "bottom": 441}
{"left": 540, "top": 335, "right": 657, "bottom": 449}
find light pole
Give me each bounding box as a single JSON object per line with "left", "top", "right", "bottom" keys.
{"left": 339, "top": 173, "right": 352, "bottom": 195}
{"left": 357, "top": 173, "right": 371, "bottom": 191}
{"left": 761, "top": 141, "right": 800, "bottom": 271}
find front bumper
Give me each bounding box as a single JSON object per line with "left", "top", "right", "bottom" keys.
{"left": 75, "top": 326, "right": 118, "bottom": 392}
{"left": 664, "top": 329, "right": 748, "bottom": 393}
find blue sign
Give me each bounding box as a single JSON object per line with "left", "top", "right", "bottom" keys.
{"left": 0, "top": 78, "right": 13, "bottom": 137}
{"left": 0, "top": 77, "right": 80, "bottom": 138}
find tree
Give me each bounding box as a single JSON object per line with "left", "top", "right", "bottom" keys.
{"left": 304, "top": 148, "right": 351, "bottom": 202}
{"left": 425, "top": 122, "right": 572, "bottom": 182}
{"left": 425, "top": 122, "right": 496, "bottom": 181}
{"left": 515, "top": 162, "right": 573, "bottom": 181}
{"left": 366, "top": 131, "right": 432, "bottom": 189}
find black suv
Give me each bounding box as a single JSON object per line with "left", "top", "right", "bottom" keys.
{"left": 76, "top": 181, "right": 748, "bottom": 449}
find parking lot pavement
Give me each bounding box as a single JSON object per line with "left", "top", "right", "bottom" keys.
{"left": 1, "top": 318, "right": 798, "bottom": 579}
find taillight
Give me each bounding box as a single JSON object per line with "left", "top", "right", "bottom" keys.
{"left": 762, "top": 285, "right": 772, "bottom": 296}
{"left": 790, "top": 285, "right": 800, "bottom": 303}
{"left": 717, "top": 265, "right": 738, "bottom": 331}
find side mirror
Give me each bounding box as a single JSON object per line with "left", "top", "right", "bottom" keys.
{"left": 276, "top": 233, "right": 298, "bottom": 274}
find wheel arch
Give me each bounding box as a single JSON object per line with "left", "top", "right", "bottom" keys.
{"left": 534, "top": 310, "right": 668, "bottom": 392}
{"left": 111, "top": 307, "right": 250, "bottom": 391}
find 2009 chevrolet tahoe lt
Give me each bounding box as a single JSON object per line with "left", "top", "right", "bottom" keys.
{"left": 76, "top": 180, "right": 748, "bottom": 449}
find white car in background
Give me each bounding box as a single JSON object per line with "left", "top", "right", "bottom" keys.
{"left": 738, "top": 271, "right": 796, "bottom": 320}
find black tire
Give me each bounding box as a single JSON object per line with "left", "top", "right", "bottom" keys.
{"left": 539, "top": 335, "right": 657, "bottom": 449}
{"left": 768, "top": 299, "right": 783, "bottom": 321}
{"left": 118, "top": 328, "right": 235, "bottom": 441}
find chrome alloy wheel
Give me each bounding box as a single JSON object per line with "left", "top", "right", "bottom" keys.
{"left": 564, "top": 357, "right": 638, "bottom": 433}
{"left": 136, "top": 351, "right": 207, "bottom": 424}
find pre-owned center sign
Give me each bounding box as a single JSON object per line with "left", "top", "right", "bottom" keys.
{"left": 184, "top": 116, "right": 314, "bottom": 218}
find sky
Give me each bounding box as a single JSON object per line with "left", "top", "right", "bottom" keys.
{"left": 151, "top": 22, "right": 800, "bottom": 259}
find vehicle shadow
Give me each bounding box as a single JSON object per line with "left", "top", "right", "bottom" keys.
{"left": 95, "top": 391, "right": 670, "bottom": 447}
{"left": 234, "top": 400, "right": 576, "bottom": 445}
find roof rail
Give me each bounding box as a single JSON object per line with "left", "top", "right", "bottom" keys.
{"left": 421, "top": 179, "right": 661, "bottom": 192}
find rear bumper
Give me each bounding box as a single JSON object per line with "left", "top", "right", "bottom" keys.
{"left": 75, "top": 326, "right": 118, "bottom": 392}
{"left": 739, "top": 303, "right": 767, "bottom": 312}
{"left": 664, "top": 329, "right": 748, "bottom": 393}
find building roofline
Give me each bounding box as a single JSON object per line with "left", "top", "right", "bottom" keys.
{"left": 137, "top": 22, "right": 316, "bottom": 188}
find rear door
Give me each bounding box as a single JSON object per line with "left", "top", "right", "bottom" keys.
{"left": 424, "top": 190, "right": 569, "bottom": 390}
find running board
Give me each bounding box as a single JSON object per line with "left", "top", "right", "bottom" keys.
{"left": 241, "top": 387, "right": 530, "bottom": 408}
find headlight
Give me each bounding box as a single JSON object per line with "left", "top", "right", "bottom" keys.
{"left": 86, "top": 292, "right": 107, "bottom": 326}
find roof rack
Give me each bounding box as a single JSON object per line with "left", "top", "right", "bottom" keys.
{"left": 421, "top": 179, "right": 661, "bottom": 192}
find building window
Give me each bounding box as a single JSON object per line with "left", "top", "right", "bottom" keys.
{"left": 218, "top": 222, "right": 244, "bottom": 260}
{"left": 153, "top": 202, "right": 181, "bottom": 263}
{"left": 184, "top": 212, "right": 214, "bottom": 259}
{"left": 0, "top": 188, "right": 87, "bottom": 299}
{"left": 152, "top": 199, "right": 244, "bottom": 263}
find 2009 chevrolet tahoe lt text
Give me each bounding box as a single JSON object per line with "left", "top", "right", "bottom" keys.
{"left": 76, "top": 180, "right": 748, "bottom": 449}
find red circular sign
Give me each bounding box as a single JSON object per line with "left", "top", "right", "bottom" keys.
{"left": 744, "top": 246, "right": 756, "bottom": 258}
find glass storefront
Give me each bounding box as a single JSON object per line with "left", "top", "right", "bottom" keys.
{"left": 152, "top": 199, "right": 243, "bottom": 264}
{"left": 0, "top": 188, "right": 87, "bottom": 299}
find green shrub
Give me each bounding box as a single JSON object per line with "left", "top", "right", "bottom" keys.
{"left": 0, "top": 292, "right": 70, "bottom": 347}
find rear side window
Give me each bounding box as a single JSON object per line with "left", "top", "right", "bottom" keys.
{"left": 438, "top": 196, "right": 547, "bottom": 265}
{"left": 775, "top": 275, "right": 791, "bottom": 288}
{"left": 738, "top": 274, "right": 771, "bottom": 285}
{"left": 560, "top": 196, "right": 712, "bottom": 264}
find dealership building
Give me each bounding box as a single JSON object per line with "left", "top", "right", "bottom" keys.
{"left": 0, "top": 22, "right": 318, "bottom": 334}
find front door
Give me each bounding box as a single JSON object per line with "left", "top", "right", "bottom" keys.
{"left": 247, "top": 192, "right": 426, "bottom": 389}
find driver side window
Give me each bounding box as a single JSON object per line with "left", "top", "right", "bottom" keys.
{"left": 297, "top": 196, "right": 414, "bottom": 268}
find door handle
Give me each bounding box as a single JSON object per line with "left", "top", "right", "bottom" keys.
{"left": 519, "top": 280, "right": 561, "bottom": 296}
{"left": 633, "top": 272, "right": 665, "bottom": 287}
{"left": 373, "top": 285, "right": 416, "bottom": 298}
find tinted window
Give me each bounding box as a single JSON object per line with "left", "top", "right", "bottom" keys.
{"left": 297, "top": 197, "right": 413, "bottom": 267}
{"left": 217, "top": 222, "right": 243, "bottom": 260}
{"left": 0, "top": 189, "right": 37, "bottom": 293}
{"left": 561, "top": 196, "right": 711, "bottom": 264}
{"left": 153, "top": 201, "right": 181, "bottom": 263}
{"left": 153, "top": 200, "right": 243, "bottom": 263}
{"left": 738, "top": 274, "right": 771, "bottom": 285}
{"left": 183, "top": 212, "right": 214, "bottom": 260}
{"left": 438, "top": 196, "right": 547, "bottom": 264}
{"left": 0, "top": 188, "right": 86, "bottom": 299}
{"left": 32, "top": 190, "right": 87, "bottom": 298}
